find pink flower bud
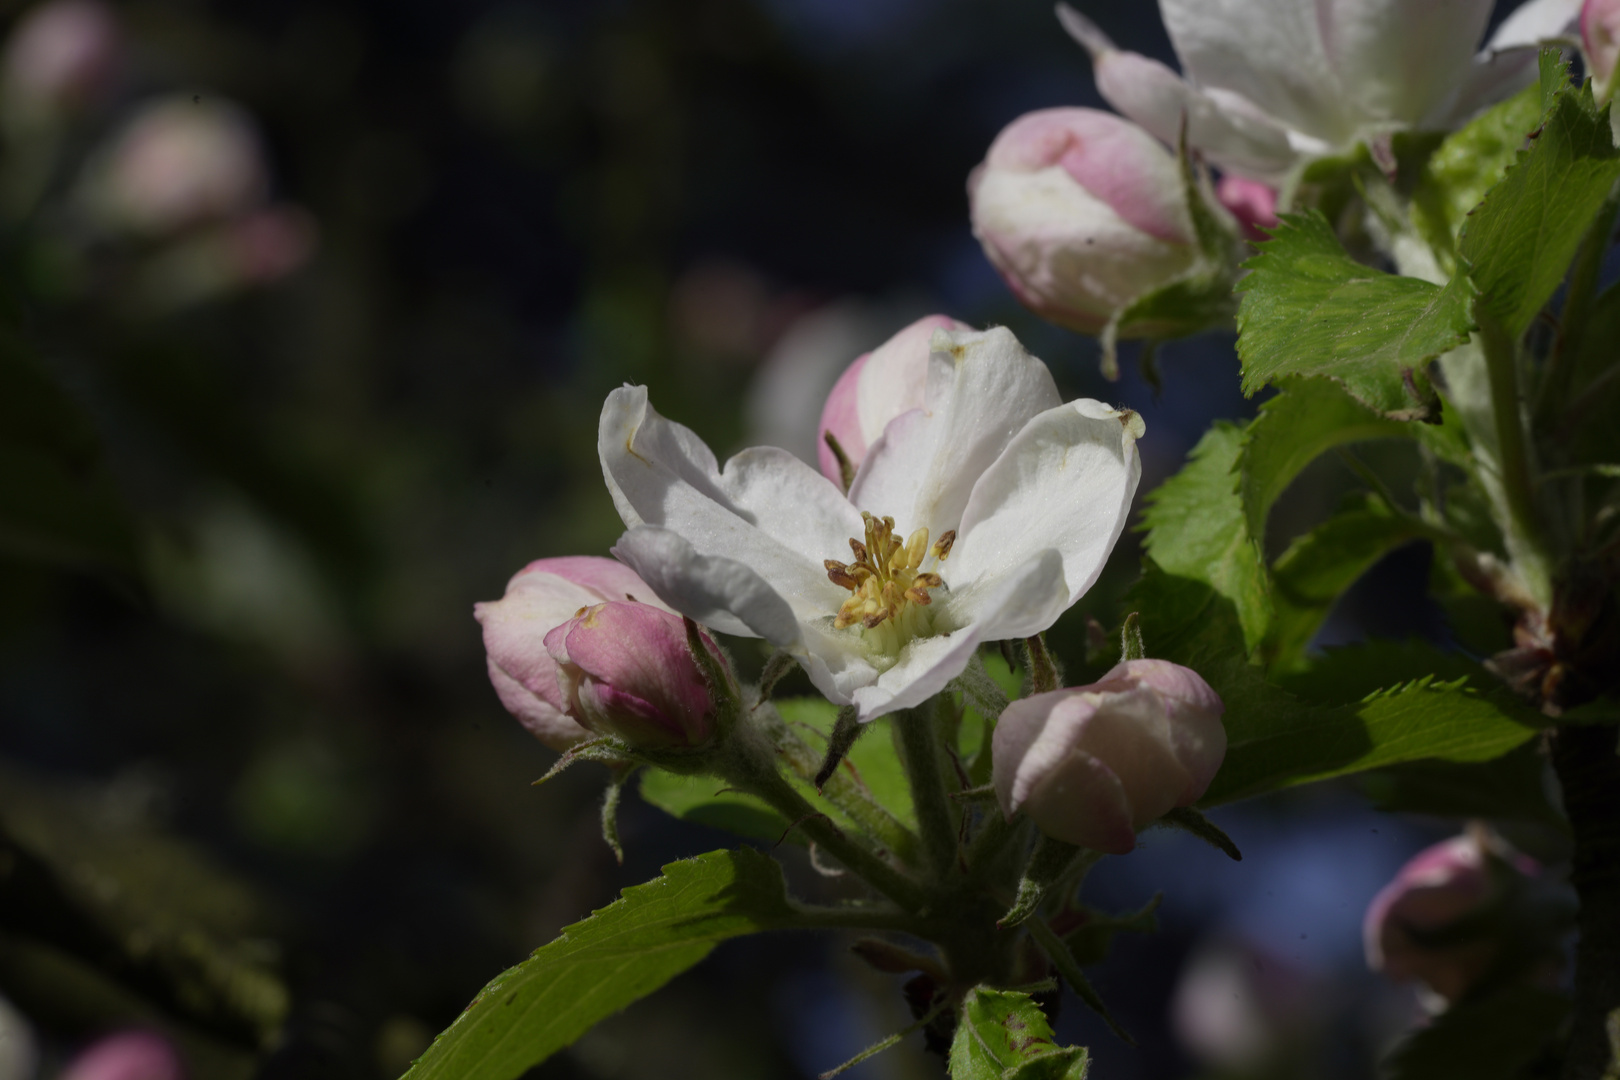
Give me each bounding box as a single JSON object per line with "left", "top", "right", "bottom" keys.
{"left": 1, "top": 0, "right": 119, "bottom": 127}
{"left": 61, "top": 1031, "right": 183, "bottom": 1080}
{"left": 83, "top": 96, "right": 268, "bottom": 236}
{"left": 993, "top": 659, "right": 1226, "bottom": 854}
{"left": 1364, "top": 833, "right": 1540, "bottom": 1004}
{"left": 1584, "top": 0, "right": 1620, "bottom": 97}
{"left": 1215, "top": 175, "right": 1278, "bottom": 243}
{"left": 969, "top": 108, "right": 1200, "bottom": 335}
{"left": 544, "top": 601, "right": 729, "bottom": 749}
{"left": 475, "top": 557, "right": 676, "bottom": 752}
{"left": 815, "top": 313, "right": 969, "bottom": 484}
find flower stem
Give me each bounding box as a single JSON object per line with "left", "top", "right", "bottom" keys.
{"left": 1477, "top": 305, "right": 1552, "bottom": 608}
{"left": 896, "top": 701, "right": 959, "bottom": 880}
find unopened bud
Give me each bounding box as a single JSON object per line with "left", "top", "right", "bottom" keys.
{"left": 1584, "top": 0, "right": 1620, "bottom": 100}
{"left": 816, "top": 313, "right": 968, "bottom": 485}
{"left": 1215, "top": 176, "right": 1278, "bottom": 243}
{"left": 992, "top": 659, "right": 1226, "bottom": 854}
{"left": 61, "top": 1031, "right": 183, "bottom": 1080}
{"left": 544, "top": 601, "right": 732, "bottom": 750}
{"left": 475, "top": 556, "right": 677, "bottom": 752}
{"left": 969, "top": 108, "right": 1200, "bottom": 335}
{"left": 1, "top": 0, "right": 119, "bottom": 129}
{"left": 1363, "top": 832, "right": 1551, "bottom": 1006}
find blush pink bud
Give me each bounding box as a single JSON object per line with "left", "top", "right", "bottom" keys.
{"left": 969, "top": 108, "right": 1199, "bottom": 335}
{"left": 544, "top": 601, "right": 729, "bottom": 749}
{"left": 1364, "top": 833, "right": 1540, "bottom": 1004}
{"left": 993, "top": 659, "right": 1226, "bottom": 854}
{"left": 1215, "top": 176, "right": 1278, "bottom": 242}
{"left": 84, "top": 96, "right": 268, "bottom": 236}
{"left": 815, "top": 313, "right": 969, "bottom": 484}
{"left": 61, "top": 1031, "right": 184, "bottom": 1080}
{"left": 1, "top": 0, "right": 120, "bottom": 127}
{"left": 1584, "top": 0, "right": 1620, "bottom": 98}
{"left": 475, "top": 556, "right": 676, "bottom": 752}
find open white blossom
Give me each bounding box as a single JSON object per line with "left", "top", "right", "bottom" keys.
{"left": 599, "top": 326, "right": 1143, "bottom": 722}
{"left": 1059, "top": 0, "right": 1583, "bottom": 183}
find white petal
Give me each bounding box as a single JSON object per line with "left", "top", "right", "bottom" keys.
{"left": 1441, "top": 0, "right": 1582, "bottom": 123}
{"left": 1489, "top": 0, "right": 1582, "bottom": 47}
{"left": 600, "top": 385, "right": 861, "bottom": 618}
{"left": 1320, "top": 0, "right": 1491, "bottom": 126}
{"left": 611, "top": 526, "right": 802, "bottom": 644}
{"left": 1160, "top": 0, "right": 1356, "bottom": 146}
{"left": 949, "top": 399, "right": 1142, "bottom": 628}
{"left": 848, "top": 327, "right": 1061, "bottom": 541}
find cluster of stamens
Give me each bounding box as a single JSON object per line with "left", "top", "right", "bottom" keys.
{"left": 825, "top": 512, "right": 954, "bottom": 630}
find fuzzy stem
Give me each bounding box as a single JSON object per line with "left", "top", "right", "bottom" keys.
{"left": 1477, "top": 306, "right": 1553, "bottom": 608}
{"left": 896, "top": 702, "right": 959, "bottom": 880}
{"left": 1553, "top": 723, "right": 1620, "bottom": 1080}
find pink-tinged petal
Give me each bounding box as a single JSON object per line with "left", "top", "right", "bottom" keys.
{"left": 485, "top": 654, "right": 588, "bottom": 751}
{"left": 1022, "top": 749, "right": 1140, "bottom": 854}
{"left": 512, "top": 555, "right": 671, "bottom": 608}
{"left": 1585, "top": 0, "right": 1620, "bottom": 89}
{"left": 1216, "top": 176, "right": 1279, "bottom": 242}
{"left": 817, "top": 351, "right": 867, "bottom": 483}
{"left": 854, "top": 314, "right": 968, "bottom": 447}
{"left": 61, "top": 1031, "right": 183, "bottom": 1080}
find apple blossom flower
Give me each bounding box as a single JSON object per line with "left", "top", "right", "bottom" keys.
{"left": 1584, "top": 0, "right": 1620, "bottom": 101}
{"left": 601, "top": 325, "right": 1143, "bottom": 722}
{"left": 969, "top": 108, "right": 1202, "bottom": 336}
{"left": 61, "top": 1031, "right": 183, "bottom": 1080}
{"left": 992, "top": 659, "right": 1226, "bottom": 854}
{"left": 0, "top": 0, "right": 120, "bottom": 129}
{"left": 1059, "top": 0, "right": 1583, "bottom": 184}
{"left": 545, "top": 601, "right": 731, "bottom": 749}
{"left": 816, "top": 313, "right": 969, "bottom": 484}
{"left": 80, "top": 95, "right": 268, "bottom": 236}
{"left": 475, "top": 557, "right": 679, "bottom": 752}
{"left": 1364, "top": 832, "right": 1543, "bottom": 1005}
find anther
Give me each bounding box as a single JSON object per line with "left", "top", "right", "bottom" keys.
{"left": 931, "top": 531, "right": 956, "bottom": 561}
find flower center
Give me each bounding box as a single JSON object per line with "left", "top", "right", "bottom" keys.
{"left": 824, "top": 512, "right": 954, "bottom": 633}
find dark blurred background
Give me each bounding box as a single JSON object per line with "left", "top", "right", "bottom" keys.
{"left": 0, "top": 0, "right": 1542, "bottom": 1077}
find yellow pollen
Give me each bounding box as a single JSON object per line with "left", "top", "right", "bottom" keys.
{"left": 824, "top": 513, "right": 951, "bottom": 631}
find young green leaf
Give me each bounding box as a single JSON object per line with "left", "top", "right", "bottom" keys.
{"left": 1410, "top": 80, "right": 1543, "bottom": 261}
{"left": 1460, "top": 62, "right": 1620, "bottom": 338}
{"left": 948, "top": 987, "right": 1090, "bottom": 1080}
{"left": 637, "top": 770, "right": 795, "bottom": 844}
{"left": 402, "top": 848, "right": 800, "bottom": 1080}
{"left": 1359, "top": 742, "right": 1567, "bottom": 832}
{"left": 1238, "top": 380, "right": 1414, "bottom": 547}
{"left": 1141, "top": 422, "right": 1271, "bottom": 654}
{"left": 1383, "top": 985, "right": 1569, "bottom": 1080}
{"left": 1235, "top": 212, "right": 1476, "bottom": 420}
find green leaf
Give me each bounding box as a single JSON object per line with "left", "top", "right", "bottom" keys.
{"left": 1460, "top": 59, "right": 1620, "bottom": 338}
{"left": 638, "top": 699, "right": 916, "bottom": 843}
{"left": 1141, "top": 422, "right": 1270, "bottom": 654}
{"left": 403, "top": 848, "right": 799, "bottom": 1080}
{"left": 1236, "top": 212, "right": 1476, "bottom": 420}
{"left": 1276, "top": 637, "right": 1500, "bottom": 704}
{"left": 949, "top": 987, "right": 1089, "bottom": 1080}
{"left": 1268, "top": 496, "right": 1432, "bottom": 668}
{"left": 1384, "top": 985, "right": 1568, "bottom": 1080}
{"left": 1411, "top": 80, "right": 1543, "bottom": 260}
{"left": 1359, "top": 742, "right": 1566, "bottom": 831}
{"left": 1125, "top": 568, "right": 1542, "bottom": 806}
{"left": 1239, "top": 380, "right": 1415, "bottom": 544}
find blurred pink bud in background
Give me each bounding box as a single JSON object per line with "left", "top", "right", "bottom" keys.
{"left": 545, "top": 601, "right": 730, "bottom": 749}
{"left": 1584, "top": 0, "right": 1620, "bottom": 98}
{"left": 1215, "top": 175, "right": 1278, "bottom": 242}
{"left": 1364, "top": 832, "right": 1540, "bottom": 1005}
{"left": 815, "top": 313, "right": 969, "bottom": 484}
{"left": 83, "top": 96, "right": 268, "bottom": 236}
{"left": 475, "top": 557, "right": 678, "bottom": 752}
{"left": 61, "top": 1031, "right": 183, "bottom": 1080}
{"left": 0, "top": 0, "right": 119, "bottom": 128}
{"left": 969, "top": 107, "right": 1200, "bottom": 336}
{"left": 993, "top": 658, "right": 1226, "bottom": 853}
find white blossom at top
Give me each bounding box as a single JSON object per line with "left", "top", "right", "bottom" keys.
{"left": 1059, "top": 0, "right": 1583, "bottom": 183}
{"left": 599, "top": 326, "right": 1143, "bottom": 722}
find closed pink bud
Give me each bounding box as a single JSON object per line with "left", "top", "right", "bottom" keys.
{"left": 1364, "top": 833, "right": 1540, "bottom": 1005}
{"left": 969, "top": 108, "right": 1200, "bottom": 335}
{"left": 475, "top": 556, "right": 676, "bottom": 752}
{"left": 61, "top": 1031, "right": 184, "bottom": 1080}
{"left": 544, "top": 601, "right": 729, "bottom": 749}
{"left": 1216, "top": 176, "right": 1278, "bottom": 242}
{"left": 1584, "top": 0, "right": 1620, "bottom": 97}
{"left": 993, "top": 659, "right": 1226, "bottom": 854}
{"left": 1, "top": 0, "right": 119, "bottom": 127}
{"left": 815, "top": 313, "right": 970, "bottom": 484}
